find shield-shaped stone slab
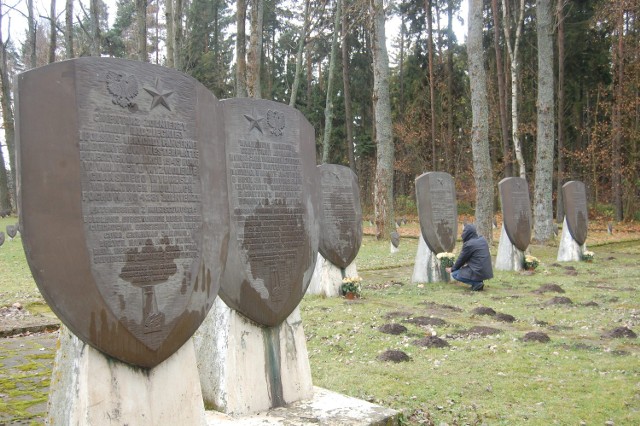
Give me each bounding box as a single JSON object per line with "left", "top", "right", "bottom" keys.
{"left": 0, "top": 232, "right": 4, "bottom": 246}
{"left": 219, "top": 98, "right": 319, "bottom": 327}
{"left": 16, "top": 58, "right": 229, "bottom": 368}
{"left": 416, "top": 172, "right": 457, "bottom": 254}
{"left": 317, "top": 164, "right": 362, "bottom": 269}
{"left": 6, "top": 225, "right": 17, "bottom": 239}
{"left": 498, "top": 177, "right": 531, "bottom": 251}
{"left": 562, "top": 181, "right": 588, "bottom": 245}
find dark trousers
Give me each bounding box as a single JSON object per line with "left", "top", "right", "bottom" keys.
{"left": 451, "top": 270, "right": 484, "bottom": 290}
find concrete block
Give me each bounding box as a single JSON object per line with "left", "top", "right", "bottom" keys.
{"left": 411, "top": 235, "right": 445, "bottom": 283}
{"left": 557, "top": 217, "right": 584, "bottom": 262}
{"left": 495, "top": 224, "right": 525, "bottom": 271}
{"left": 307, "top": 253, "right": 358, "bottom": 297}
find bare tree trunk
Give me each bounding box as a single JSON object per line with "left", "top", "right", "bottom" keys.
{"left": 491, "top": 0, "right": 511, "bottom": 177}
{"left": 555, "top": 0, "right": 565, "bottom": 222}
{"left": 425, "top": 0, "right": 437, "bottom": 170}
{"left": 65, "top": 0, "right": 74, "bottom": 58}
{"left": 612, "top": 5, "right": 624, "bottom": 221}
{"left": 289, "top": 0, "right": 309, "bottom": 106}
{"left": 446, "top": 0, "right": 454, "bottom": 171}
{"left": 136, "top": 0, "right": 148, "bottom": 61}
{"left": 0, "top": 11, "right": 14, "bottom": 210}
{"left": 533, "top": 0, "right": 555, "bottom": 242}
{"left": 49, "top": 0, "right": 57, "bottom": 63}
{"left": 342, "top": 1, "right": 356, "bottom": 174}
{"left": 322, "top": 0, "right": 342, "bottom": 163}
{"left": 165, "top": 0, "right": 174, "bottom": 67}
{"left": 174, "top": 0, "right": 183, "bottom": 69}
{"left": 468, "top": 0, "right": 494, "bottom": 242}
{"left": 306, "top": 48, "right": 312, "bottom": 102}
{"left": 501, "top": 0, "right": 526, "bottom": 179}
{"left": 370, "top": 0, "right": 394, "bottom": 240}
{"left": 236, "top": 0, "right": 247, "bottom": 96}
{"left": 247, "top": 0, "right": 264, "bottom": 98}
{"left": 89, "top": 0, "right": 101, "bottom": 56}
{"left": 27, "top": 0, "right": 37, "bottom": 67}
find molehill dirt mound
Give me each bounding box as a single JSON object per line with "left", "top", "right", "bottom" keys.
{"left": 532, "top": 284, "right": 565, "bottom": 294}
{"left": 565, "top": 270, "right": 579, "bottom": 276}
{"left": 462, "top": 326, "right": 502, "bottom": 336}
{"left": 420, "top": 301, "right": 464, "bottom": 313}
{"left": 522, "top": 332, "right": 550, "bottom": 343}
{"left": 602, "top": 327, "right": 637, "bottom": 339}
{"left": 545, "top": 296, "right": 573, "bottom": 306}
{"left": 563, "top": 265, "right": 576, "bottom": 271}
{"left": 495, "top": 313, "right": 516, "bottom": 323}
{"left": 413, "top": 336, "right": 450, "bottom": 348}
{"left": 472, "top": 307, "right": 496, "bottom": 316}
{"left": 377, "top": 350, "right": 411, "bottom": 363}
{"left": 378, "top": 323, "right": 408, "bottom": 335}
{"left": 403, "top": 316, "right": 447, "bottom": 327}
{"left": 384, "top": 311, "right": 413, "bottom": 319}
{"left": 583, "top": 301, "right": 600, "bottom": 307}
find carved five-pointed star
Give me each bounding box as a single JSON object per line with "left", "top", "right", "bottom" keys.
{"left": 145, "top": 78, "right": 173, "bottom": 111}
{"left": 244, "top": 111, "right": 265, "bottom": 133}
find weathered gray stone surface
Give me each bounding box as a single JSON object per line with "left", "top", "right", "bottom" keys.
{"left": 562, "top": 181, "right": 588, "bottom": 245}
{"left": 415, "top": 172, "right": 457, "bottom": 254}
{"left": 306, "top": 253, "right": 358, "bottom": 297}
{"left": 557, "top": 217, "right": 584, "bottom": 261}
{"left": 17, "top": 58, "right": 229, "bottom": 368}
{"left": 498, "top": 177, "right": 531, "bottom": 252}
{"left": 218, "top": 98, "right": 319, "bottom": 327}
{"left": 204, "top": 387, "right": 400, "bottom": 425}
{"left": 194, "top": 297, "right": 313, "bottom": 415}
{"left": 317, "top": 164, "right": 362, "bottom": 269}
{"left": 495, "top": 224, "right": 525, "bottom": 271}
{"left": 48, "top": 325, "right": 206, "bottom": 425}
{"left": 411, "top": 235, "right": 444, "bottom": 283}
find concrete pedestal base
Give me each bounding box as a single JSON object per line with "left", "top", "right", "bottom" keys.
{"left": 411, "top": 235, "right": 447, "bottom": 283}
{"left": 306, "top": 253, "right": 358, "bottom": 297}
{"left": 390, "top": 242, "right": 399, "bottom": 254}
{"left": 495, "top": 225, "right": 525, "bottom": 271}
{"left": 47, "top": 325, "right": 206, "bottom": 426}
{"left": 193, "top": 298, "right": 313, "bottom": 416}
{"left": 204, "top": 386, "right": 400, "bottom": 425}
{"left": 557, "top": 217, "right": 585, "bottom": 262}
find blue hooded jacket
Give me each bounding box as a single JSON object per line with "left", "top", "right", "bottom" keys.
{"left": 451, "top": 224, "right": 494, "bottom": 281}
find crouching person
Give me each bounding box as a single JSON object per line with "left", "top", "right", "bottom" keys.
{"left": 446, "top": 224, "right": 493, "bottom": 291}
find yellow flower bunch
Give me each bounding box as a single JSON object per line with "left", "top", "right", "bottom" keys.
{"left": 341, "top": 276, "right": 362, "bottom": 296}
{"left": 582, "top": 250, "right": 595, "bottom": 262}
{"left": 436, "top": 252, "right": 456, "bottom": 268}
{"left": 523, "top": 255, "right": 540, "bottom": 270}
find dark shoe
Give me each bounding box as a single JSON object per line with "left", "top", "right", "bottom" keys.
{"left": 472, "top": 283, "right": 484, "bottom": 291}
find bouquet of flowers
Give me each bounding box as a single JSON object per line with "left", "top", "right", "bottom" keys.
{"left": 436, "top": 252, "right": 456, "bottom": 269}
{"left": 523, "top": 255, "right": 540, "bottom": 270}
{"left": 341, "top": 276, "right": 362, "bottom": 297}
{"left": 581, "top": 250, "right": 594, "bottom": 262}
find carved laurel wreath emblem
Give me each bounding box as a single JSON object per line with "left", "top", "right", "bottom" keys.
{"left": 267, "top": 109, "right": 285, "bottom": 136}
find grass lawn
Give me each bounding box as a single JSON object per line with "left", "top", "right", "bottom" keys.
{"left": 0, "top": 214, "right": 639, "bottom": 424}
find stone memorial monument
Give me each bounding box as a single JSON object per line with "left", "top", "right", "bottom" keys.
{"left": 0, "top": 231, "right": 4, "bottom": 247}
{"left": 307, "top": 164, "right": 362, "bottom": 297}
{"left": 6, "top": 224, "right": 17, "bottom": 239}
{"left": 194, "top": 98, "right": 318, "bottom": 415}
{"left": 17, "top": 58, "right": 229, "bottom": 424}
{"left": 412, "top": 172, "right": 457, "bottom": 283}
{"left": 390, "top": 231, "right": 401, "bottom": 253}
{"left": 495, "top": 177, "right": 531, "bottom": 271}
{"left": 557, "top": 180, "right": 588, "bottom": 261}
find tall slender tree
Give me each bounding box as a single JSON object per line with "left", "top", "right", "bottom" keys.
{"left": 322, "top": 0, "right": 342, "bottom": 163}
{"left": 65, "top": 0, "right": 74, "bottom": 58}
{"left": 533, "top": 0, "right": 555, "bottom": 242}
{"left": 247, "top": 0, "right": 263, "bottom": 98}
{"left": 490, "top": 0, "right": 511, "bottom": 177}
{"left": 370, "top": 0, "right": 394, "bottom": 240}
{"left": 0, "top": 4, "right": 14, "bottom": 210}
{"left": 49, "top": 0, "right": 57, "bottom": 63}
{"left": 342, "top": 0, "right": 356, "bottom": 173}
{"left": 468, "top": 0, "right": 494, "bottom": 241}
{"left": 555, "top": 0, "right": 565, "bottom": 222}
{"left": 236, "top": 0, "right": 247, "bottom": 96}
{"left": 136, "top": 0, "right": 148, "bottom": 61}
{"left": 424, "top": 0, "right": 437, "bottom": 170}
{"left": 166, "top": 0, "right": 174, "bottom": 67}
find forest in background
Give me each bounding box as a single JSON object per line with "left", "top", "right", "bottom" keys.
{"left": 0, "top": 0, "right": 638, "bottom": 243}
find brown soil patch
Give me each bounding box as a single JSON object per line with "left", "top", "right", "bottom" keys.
{"left": 602, "top": 327, "right": 637, "bottom": 339}
{"left": 545, "top": 296, "right": 573, "bottom": 305}
{"left": 420, "top": 301, "right": 464, "bottom": 313}
{"left": 563, "top": 266, "right": 576, "bottom": 271}
{"left": 403, "top": 316, "right": 447, "bottom": 327}
{"left": 378, "top": 323, "right": 408, "bottom": 335}
{"left": 413, "top": 336, "right": 450, "bottom": 348}
{"left": 463, "top": 326, "right": 502, "bottom": 336}
{"left": 495, "top": 313, "right": 516, "bottom": 323}
{"left": 377, "top": 350, "right": 411, "bottom": 363}
{"left": 565, "top": 270, "right": 579, "bottom": 276}
{"left": 583, "top": 301, "right": 599, "bottom": 307}
{"left": 522, "top": 332, "right": 550, "bottom": 343}
{"left": 532, "top": 284, "right": 565, "bottom": 294}
{"left": 384, "top": 311, "right": 412, "bottom": 319}
{"left": 472, "top": 307, "right": 496, "bottom": 316}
